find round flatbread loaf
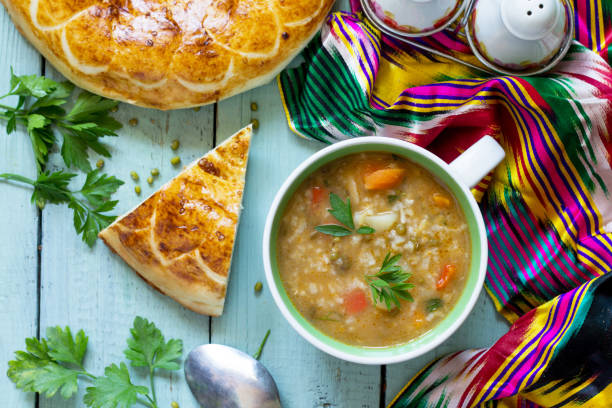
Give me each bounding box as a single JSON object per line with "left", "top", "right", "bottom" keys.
{"left": 1, "top": 0, "right": 334, "bottom": 109}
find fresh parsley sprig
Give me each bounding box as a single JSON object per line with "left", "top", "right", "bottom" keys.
{"left": 0, "top": 69, "right": 124, "bottom": 246}
{"left": 0, "top": 169, "right": 124, "bottom": 247}
{"left": 315, "top": 192, "right": 375, "bottom": 237}
{"left": 366, "top": 253, "right": 415, "bottom": 310}
{"left": 7, "top": 317, "right": 182, "bottom": 408}
{"left": 123, "top": 316, "right": 183, "bottom": 406}
{"left": 1, "top": 68, "right": 121, "bottom": 172}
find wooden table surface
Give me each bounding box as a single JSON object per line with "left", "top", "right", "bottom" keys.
{"left": 0, "top": 4, "right": 509, "bottom": 407}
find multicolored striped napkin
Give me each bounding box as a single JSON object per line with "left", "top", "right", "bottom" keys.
{"left": 279, "top": 1, "right": 612, "bottom": 406}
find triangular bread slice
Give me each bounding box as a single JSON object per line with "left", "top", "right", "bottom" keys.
{"left": 99, "top": 125, "right": 252, "bottom": 316}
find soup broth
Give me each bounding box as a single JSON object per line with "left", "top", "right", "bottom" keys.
{"left": 276, "top": 152, "right": 470, "bottom": 347}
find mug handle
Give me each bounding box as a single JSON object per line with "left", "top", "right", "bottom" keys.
{"left": 448, "top": 135, "right": 505, "bottom": 189}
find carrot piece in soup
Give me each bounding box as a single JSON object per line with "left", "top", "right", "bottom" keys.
{"left": 362, "top": 162, "right": 384, "bottom": 177}
{"left": 436, "top": 264, "right": 457, "bottom": 290}
{"left": 311, "top": 186, "right": 325, "bottom": 205}
{"left": 344, "top": 289, "right": 369, "bottom": 315}
{"left": 432, "top": 193, "right": 451, "bottom": 208}
{"left": 364, "top": 168, "right": 406, "bottom": 190}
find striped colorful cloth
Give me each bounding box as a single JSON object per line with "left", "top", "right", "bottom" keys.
{"left": 389, "top": 274, "right": 612, "bottom": 407}
{"left": 278, "top": 1, "right": 612, "bottom": 406}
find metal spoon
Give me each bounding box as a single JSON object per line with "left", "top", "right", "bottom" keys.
{"left": 184, "top": 344, "right": 281, "bottom": 408}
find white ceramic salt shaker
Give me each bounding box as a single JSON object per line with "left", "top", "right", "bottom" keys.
{"left": 466, "top": 0, "right": 573, "bottom": 74}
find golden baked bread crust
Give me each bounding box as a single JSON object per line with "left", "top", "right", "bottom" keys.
{"left": 1, "top": 0, "right": 334, "bottom": 109}
{"left": 99, "top": 125, "right": 252, "bottom": 316}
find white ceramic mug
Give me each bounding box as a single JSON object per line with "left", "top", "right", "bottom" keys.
{"left": 263, "top": 136, "right": 505, "bottom": 364}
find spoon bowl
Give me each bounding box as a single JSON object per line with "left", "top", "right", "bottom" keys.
{"left": 184, "top": 344, "right": 281, "bottom": 408}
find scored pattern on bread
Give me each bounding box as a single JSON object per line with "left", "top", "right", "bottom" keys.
{"left": 99, "top": 125, "right": 252, "bottom": 316}
{"left": 0, "top": 0, "right": 334, "bottom": 109}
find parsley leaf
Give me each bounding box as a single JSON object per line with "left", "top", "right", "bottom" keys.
{"left": 357, "top": 226, "right": 375, "bottom": 234}
{"left": 153, "top": 339, "right": 183, "bottom": 371}
{"left": 124, "top": 317, "right": 164, "bottom": 368}
{"left": 27, "top": 113, "right": 48, "bottom": 130}
{"left": 0, "top": 169, "right": 123, "bottom": 246}
{"left": 46, "top": 326, "right": 88, "bottom": 367}
{"left": 65, "top": 92, "right": 121, "bottom": 125}
{"left": 8, "top": 68, "right": 58, "bottom": 98}
{"left": 0, "top": 71, "right": 124, "bottom": 246}
{"left": 8, "top": 316, "right": 183, "bottom": 408}
{"left": 70, "top": 199, "right": 119, "bottom": 247}
{"left": 366, "top": 253, "right": 415, "bottom": 310}
{"left": 315, "top": 193, "right": 376, "bottom": 237}
{"left": 124, "top": 317, "right": 183, "bottom": 371}
{"left": 58, "top": 93, "right": 121, "bottom": 172}
{"left": 122, "top": 317, "right": 182, "bottom": 406}
{"left": 32, "top": 363, "right": 80, "bottom": 399}
{"left": 328, "top": 193, "right": 354, "bottom": 229}
{"left": 28, "top": 125, "right": 56, "bottom": 171}
{"left": 7, "top": 338, "right": 52, "bottom": 392}
{"left": 30, "top": 81, "right": 74, "bottom": 110}
{"left": 6, "top": 111, "right": 16, "bottom": 134}
{"left": 61, "top": 131, "right": 96, "bottom": 172}
{"left": 314, "top": 225, "right": 353, "bottom": 237}
{"left": 80, "top": 169, "right": 124, "bottom": 208}
{"left": 84, "top": 363, "right": 149, "bottom": 408}
{"left": 31, "top": 171, "right": 76, "bottom": 204}
{"left": 6, "top": 335, "right": 80, "bottom": 399}
{"left": 1, "top": 70, "right": 121, "bottom": 172}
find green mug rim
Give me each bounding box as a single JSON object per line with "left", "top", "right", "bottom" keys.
{"left": 263, "top": 137, "right": 487, "bottom": 364}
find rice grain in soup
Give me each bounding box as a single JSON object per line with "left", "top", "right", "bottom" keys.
{"left": 277, "top": 152, "right": 470, "bottom": 347}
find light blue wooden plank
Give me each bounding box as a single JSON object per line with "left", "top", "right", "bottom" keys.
{"left": 0, "top": 7, "right": 41, "bottom": 407}
{"left": 38, "top": 67, "right": 216, "bottom": 407}
{"left": 385, "top": 292, "right": 509, "bottom": 404}
{"left": 214, "top": 81, "right": 382, "bottom": 408}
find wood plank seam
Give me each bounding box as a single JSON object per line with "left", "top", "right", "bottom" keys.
{"left": 35, "top": 208, "right": 42, "bottom": 408}
{"left": 34, "top": 54, "right": 46, "bottom": 408}
{"left": 379, "top": 365, "right": 386, "bottom": 408}
{"left": 209, "top": 101, "right": 219, "bottom": 345}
